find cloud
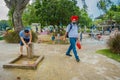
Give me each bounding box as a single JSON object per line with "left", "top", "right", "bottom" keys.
{"left": 77, "top": 0, "right": 101, "bottom": 19}
{"left": 86, "top": 0, "right": 100, "bottom": 18}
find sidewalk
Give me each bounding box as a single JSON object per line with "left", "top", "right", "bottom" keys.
{"left": 0, "top": 38, "right": 120, "bottom": 80}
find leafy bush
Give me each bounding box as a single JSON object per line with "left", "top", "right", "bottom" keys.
{"left": 86, "top": 29, "right": 90, "bottom": 33}
{"left": 4, "top": 31, "right": 20, "bottom": 43}
{"left": 0, "top": 36, "right": 4, "bottom": 40}
{"left": 4, "top": 31, "right": 38, "bottom": 43}
{"left": 107, "top": 33, "right": 120, "bottom": 54}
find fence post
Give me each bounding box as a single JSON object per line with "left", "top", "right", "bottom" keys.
{"left": 27, "top": 43, "right": 33, "bottom": 59}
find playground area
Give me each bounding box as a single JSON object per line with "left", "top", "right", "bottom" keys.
{"left": 0, "top": 34, "right": 120, "bottom": 80}
{"left": 0, "top": 0, "right": 120, "bottom": 80}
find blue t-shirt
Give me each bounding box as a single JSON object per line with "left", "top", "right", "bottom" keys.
{"left": 19, "top": 29, "right": 30, "bottom": 39}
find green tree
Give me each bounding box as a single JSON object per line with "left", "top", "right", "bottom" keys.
{"left": 108, "top": 5, "right": 120, "bottom": 24}
{"left": 0, "top": 20, "right": 10, "bottom": 31}
{"left": 22, "top": 0, "right": 92, "bottom": 28}
{"left": 35, "top": 0, "right": 80, "bottom": 26}
{"left": 22, "top": 3, "right": 39, "bottom": 26}
{"left": 95, "top": 4, "right": 120, "bottom": 29}
{"left": 79, "top": 9, "right": 92, "bottom": 27}
{"left": 97, "top": 0, "right": 113, "bottom": 13}
{"left": 72, "top": 0, "right": 77, "bottom": 5}
{"left": 4, "top": 0, "right": 30, "bottom": 32}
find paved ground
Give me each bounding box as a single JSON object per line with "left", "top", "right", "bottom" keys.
{"left": 0, "top": 36, "right": 120, "bottom": 80}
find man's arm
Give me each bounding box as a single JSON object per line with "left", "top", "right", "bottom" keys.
{"left": 20, "top": 37, "right": 28, "bottom": 47}
{"left": 64, "top": 32, "right": 67, "bottom": 38}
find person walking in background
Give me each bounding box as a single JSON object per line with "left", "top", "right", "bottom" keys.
{"left": 35, "top": 26, "right": 38, "bottom": 33}
{"left": 80, "top": 31, "right": 83, "bottom": 42}
{"left": 57, "top": 33, "right": 60, "bottom": 44}
{"left": 51, "top": 33, "right": 55, "bottom": 44}
{"left": 64, "top": 15, "right": 80, "bottom": 62}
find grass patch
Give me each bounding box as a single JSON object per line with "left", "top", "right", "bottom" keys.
{"left": 0, "top": 36, "right": 4, "bottom": 40}
{"left": 96, "top": 49, "right": 120, "bottom": 62}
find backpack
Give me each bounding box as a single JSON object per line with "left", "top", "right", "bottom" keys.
{"left": 66, "top": 24, "right": 72, "bottom": 38}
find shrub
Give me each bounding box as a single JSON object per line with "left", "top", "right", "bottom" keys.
{"left": 107, "top": 33, "right": 120, "bottom": 54}
{"left": 0, "top": 36, "right": 4, "bottom": 40}
{"left": 4, "top": 31, "right": 20, "bottom": 43}
{"left": 4, "top": 31, "right": 38, "bottom": 43}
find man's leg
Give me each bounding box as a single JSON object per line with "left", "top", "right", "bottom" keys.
{"left": 80, "top": 36, "right": 82, "bottom": 41}
{"left": 20, "top": 41, "right": 24, "bottom": 55}
{"left": 66, "top": 38, "right": 73, "bottom": 56}
{"left": 71, "top": 38, "right": 80, "bottom": 62}
{"left": 20, "top": 46, "right": 23, "bottom": 55}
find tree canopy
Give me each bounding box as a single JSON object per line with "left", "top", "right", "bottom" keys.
{"left": 22, "top": 0, "right": 92, "bottom": 27}
{"left": 97, "top": 0, "right": 113, "bottom": 13}
{"left": 106, "top": 5, "right": 120, "bottom": 24}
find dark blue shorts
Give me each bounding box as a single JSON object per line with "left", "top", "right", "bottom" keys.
{"left": 20, "top": 38, "right": 30, "bottom": 46}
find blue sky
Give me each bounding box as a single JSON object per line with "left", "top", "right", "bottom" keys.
{"left": 0, "top": 0, "right": 119, "bottom": 20}
{"left": 77, "top": 0, "right": 119, "bottom": 19}
{"left": 77, "top": 0, "right": 100, "bottom": 19}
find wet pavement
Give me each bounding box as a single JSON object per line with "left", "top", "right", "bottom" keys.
{"left": 0, "top": 36, "right": 120, "bottom": 80}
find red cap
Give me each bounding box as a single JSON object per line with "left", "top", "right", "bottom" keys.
{"left": 71, "top": 15, "right": 79, "bottom": 21}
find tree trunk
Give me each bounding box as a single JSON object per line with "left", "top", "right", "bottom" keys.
{"left": 4, "top": 0, "right": 30, "bottom": 32}
{"left": 11, "top": 10, "right": 15, "bottom": 29}
{"left": 13, "top": 10, "right": 23, "bottom": 32}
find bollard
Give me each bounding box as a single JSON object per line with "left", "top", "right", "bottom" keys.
{"left": 27, "top": 43, "right": 33, "bottom": 59}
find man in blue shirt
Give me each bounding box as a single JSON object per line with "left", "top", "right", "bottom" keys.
{"left": 64, "top": 16, "right": 80, "bottom": 62}
{"left": 19, "top": 28, "right": 32, "bottom": 55}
